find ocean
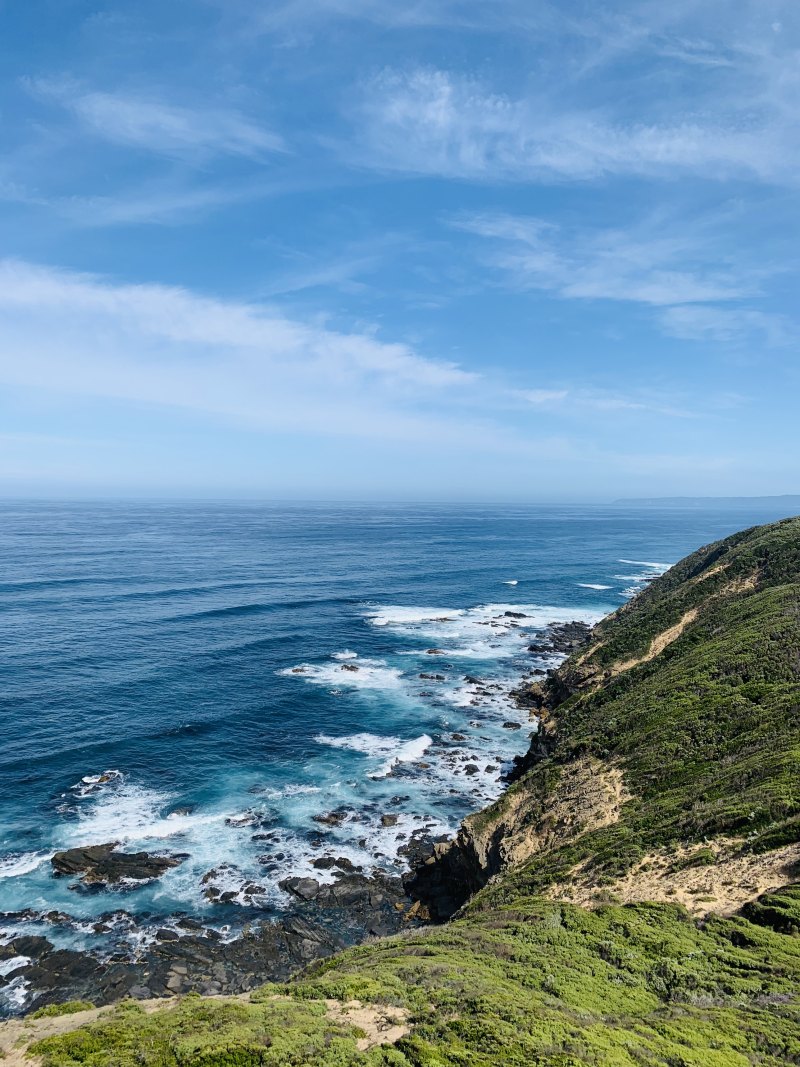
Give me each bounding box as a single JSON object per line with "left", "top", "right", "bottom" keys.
{"left": 0, "top": 499, "right": 794, "bottom": 1010}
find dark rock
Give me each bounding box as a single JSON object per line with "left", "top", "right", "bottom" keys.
{"left": 4, "top": 935, "right": 52, "bottom": 959}
{"left": 380, "top": 814, "right": 399, "bottom": 827}
{"left": 176, "top": 917, "right": 203, "bottom": 931}
{"left": 311, "top": 808, "right": 349, "bottom": 827}
{"left": 464, "top": 764, "right": 480, "bottom": 776}
{"left": 279, "top": 877, "right": 321, "bottom": 901}
{"left": 340, "top": 663, "right": 359, "bottom": 672}
{"left": 502, "top": 721, "right": 522, "bottom": 730}
{"left": 425, "top": 648, "right": 446, "bottom": 655}
{"left": 51, "top": 844, "right": 183, "bottom": 886}
{"left": 156, "top": 928, "right": 180, "bottom": 942}
{"left": 311, "top": 856, "right": 337, "bottom": 870}
{"left": 504, "top": 611, "right": 528, "bottom": 619}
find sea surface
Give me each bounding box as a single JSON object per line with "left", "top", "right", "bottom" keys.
{"left": 0, "top": 500, "right": 794, "bottom": 1009}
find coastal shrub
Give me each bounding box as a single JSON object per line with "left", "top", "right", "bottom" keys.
{"left": 32, "top": 994, "right": 393, "bottom": 1066}
{"left": 30, "top": 1001, "right": 95, "bottom": 1019}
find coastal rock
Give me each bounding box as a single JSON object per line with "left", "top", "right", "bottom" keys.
{"left": 279, "top": 877, "right": 321, "bottom": 901}
{"left": 380, "top": 814, "right": 399, "bottom": 827}
{"left": 312, "top": 808, "right": 350, "bottom": 826}
{"left": 51, "top": 844, "right": 184, "bottom": 886}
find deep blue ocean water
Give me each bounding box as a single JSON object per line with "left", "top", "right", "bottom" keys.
{"left": 1, "top": 500, "right": 795, "bottom": 1002}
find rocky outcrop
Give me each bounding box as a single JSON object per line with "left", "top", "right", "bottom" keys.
{"left": 51, "top": 844, "right": 184, "bottom": 886}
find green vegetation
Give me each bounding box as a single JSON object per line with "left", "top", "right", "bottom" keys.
{"left": 30, "top": 1002, "right": 95, "bottom": 1020}
{"left": 29, "top": 519, "right": 800, "bottom": 1065}
{"left": 32, "top": 995, "right": 397, "bottom": 1066}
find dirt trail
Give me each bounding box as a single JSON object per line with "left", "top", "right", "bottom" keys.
{"left": 611, "top": 608, "right": 698, "bottom": 675}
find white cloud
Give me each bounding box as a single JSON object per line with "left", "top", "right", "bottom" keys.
{"left": 454, "top": 211, "right": 754, "bottom": 307}
{"left": 27, "top": 79, "right": 284, "bottom": 159}
{"left": 660, "top": 305, "right": 796, "bottom": 346}
{"left": 521, "top": 389, "right": 569, "bottom": 405}
{"left": 519, "top": 388, "right": 696, "bottom": 419}
{"left": 354, "top": 66, "right": 795, "bottom": 184}
{"left": 453, "top": 210, "right": 795, "bottom": 349}
{"left": 0, "top": 259, "right": 503, "bottom": 455}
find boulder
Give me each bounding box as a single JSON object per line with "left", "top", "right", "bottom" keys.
{"left": 278, "top": 877, "right": 321, "bottom": 901}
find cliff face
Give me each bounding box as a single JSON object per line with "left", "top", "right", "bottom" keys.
{"left": 21, "top": 518, "right": 800, "bottom": 1067}
{"left": 411, "top": 515, "right": 800, "bottom": 919}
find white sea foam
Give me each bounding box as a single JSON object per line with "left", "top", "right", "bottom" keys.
{"left": 366, "top": 606, "right": 465, "bottom": 627}
{"left": 71, "top": 769, "right": 123, "bottom": 798}
{"left": 0, "top": 851, "right": 52, "bottom": 879}
{"left": 259, "top": 783, "right": 322, "bottom": 800}
{"left": 502, "top": 580, "right": 518, "bottom": 585}
{"left": 332, "top": 649, "right": 358, "bottom": 660}
{"left": 0, "top": 975, "right": 29, "bottom": 1011}
{"left": 372, "top": 734, "right": 433, "bottom": 778}
{"left": 313, "top": 731, "right": 433, "bottom": 778}
{"left": 0, "top": 956, "right": 30, "bottom": 978}
{"left": 618, "top": 559, "right": 671, "bottom": 569}
{"left": 578, "top": 583, "right": 612, "bottom": 590}
{"left": 280, "top": 657, "right": 404, "bottom": 690}
{"left": 63, "top": 777, "right": 227, "bottom": 848}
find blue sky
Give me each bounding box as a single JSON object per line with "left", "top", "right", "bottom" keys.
{"left": 0, "top": 0, "right": 798, "bottom": 499}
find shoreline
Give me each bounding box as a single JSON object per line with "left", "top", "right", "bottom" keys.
{"left": 0, "top": 617, "right": 594, "bottom": 1017}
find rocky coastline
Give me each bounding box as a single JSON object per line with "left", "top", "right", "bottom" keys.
{"left": 0, "top": 619, "right": 592, "bottom": 1016}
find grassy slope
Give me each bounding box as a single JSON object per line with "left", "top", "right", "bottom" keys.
{"left": 31, "top": 519, "right": 800, "bottom": 1066}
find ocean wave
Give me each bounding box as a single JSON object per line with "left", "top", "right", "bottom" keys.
{"left": 618, "top": 558, "right": 671, "bottom": 569}
{"left": 578, "top": 583, "right": 613, "bottom": 590}
{"left": 279, "top": 658, "right": 405, "bottom": 690}
{"left": 0, "top": 956, "right": 31, "bottom": 978}
{"left": 313, "top": 731, "right": 432, "bottom": 778}
{"left": 63, "top": 776, "right": 228, "bottom": 848}
{"left": 366, "top": 606, "right": 465, "bottom": 627}
{"left": 0, "top": 975, "right": 30, "bottom": 1011}
{"left": 0, "top": 851, "right": 52, "bottom": 879}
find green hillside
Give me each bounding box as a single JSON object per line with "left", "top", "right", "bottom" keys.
{"left": 25, "top": 518, "right": 800, "bottom": 1066}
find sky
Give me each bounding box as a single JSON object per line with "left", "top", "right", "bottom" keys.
{"left": 0, "top": 0, "right": 798, "bottom": 500}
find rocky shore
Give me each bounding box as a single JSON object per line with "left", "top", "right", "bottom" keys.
{"left": 0, "top": 619, "right": 592, "bottom": 1016}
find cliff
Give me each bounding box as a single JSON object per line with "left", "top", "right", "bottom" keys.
{"left": 11, "top": 518, "right": 800, "bottom": 1066}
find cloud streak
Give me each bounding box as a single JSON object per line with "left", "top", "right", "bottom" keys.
{"left": 453, "top": 210, "right": 790, "bottom": 347}
{"left": 27, "top": 79, "right": 284, "bottom": 160}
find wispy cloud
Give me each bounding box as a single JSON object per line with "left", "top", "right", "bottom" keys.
{"left": 660, "top": 305, "right": 797, "bottom": 346}
{"left": 353, "top": 66, "right": 796, "bottom": 184}
{"left": 27, "top": 78, "right": 284, "bottom": 160}
{"left": 454, "top": 211, "right": 753, "bottom": 306}
{"left": 452, "top": 210, "right": 793, "bottom": 347}
{"left": 519, "top": 387, "right": 697, "bottom": 419}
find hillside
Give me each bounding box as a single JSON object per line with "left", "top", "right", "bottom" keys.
{"left": 9, "top": 517, "right": 800, "bottom": 1066}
